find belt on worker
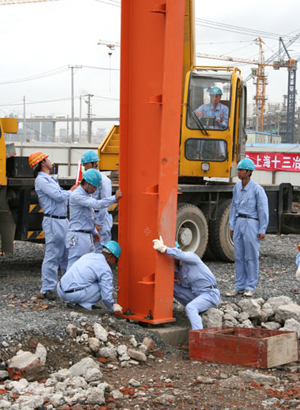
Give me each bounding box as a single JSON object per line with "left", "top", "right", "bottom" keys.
{"left": 43, "top": 214, "right": 67, "bottom": 219}
{"left": 75, "top": 230, "right": 93, "bottom": 234}
{"left": 59, "top": 281, "right": 85, "bottom": 294}
{"left": 206, "top": 285, "right": 218, "bottom": 289}
{"left": 238, "top": 214, "right": 259, "bottom": 221}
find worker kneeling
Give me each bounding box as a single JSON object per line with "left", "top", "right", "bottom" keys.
{"left": 153, "top": 236, "right": 220, "bottom": 330}
{"left": 57, "top": 241, "right": 122, "bottom": 313}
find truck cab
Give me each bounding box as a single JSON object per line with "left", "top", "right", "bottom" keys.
{"left": 180, "top": 67, "right": 247, "bottom": 180}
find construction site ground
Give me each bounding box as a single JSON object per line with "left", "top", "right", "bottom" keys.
{"left": 1, "top": 235, "right": 300, "bottom": 409}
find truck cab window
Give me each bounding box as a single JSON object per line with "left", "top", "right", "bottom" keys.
{"left": 185, "top": 138, "right": 227, "bottom": 161}
{"left": 187, "top": 73, "right": 231, "bottom": 131}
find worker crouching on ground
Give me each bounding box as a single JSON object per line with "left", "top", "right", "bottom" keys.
{"left": 227, "top": 158, "right": 269, "bottom": 297}
{"left": 296, "top": 244, "right": 300, "bottom": 280}
{"left": 153, "top": 236, "right": 220, "bottom": 330}
{"left": 81, "top": 150, "right": 113, "bottom": 253}
{"left": 66, "top": 168, "right": 122, "bottom": 270}
{"left": 57, "top": 241, "right": 122, "bottom": 313}
{"left": 29, "top": 151, "right": 77, "bottom": 301}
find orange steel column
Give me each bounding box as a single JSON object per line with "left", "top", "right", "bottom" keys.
{"left": 117, "top": 0, "right": 186, "bottom": 324}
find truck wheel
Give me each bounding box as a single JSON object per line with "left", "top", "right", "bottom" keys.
{"left": 176, "top": 204, "right": 208, "bottom": 258}
{"left": 201, "top": 204, "right": 217, "bottom": 261}
{"left": 209, "top": 199, "right": 234, "bottom": 262}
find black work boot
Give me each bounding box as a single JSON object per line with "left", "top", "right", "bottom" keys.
{"left": 44, "top": 290, "right": 56, "bottom": 300}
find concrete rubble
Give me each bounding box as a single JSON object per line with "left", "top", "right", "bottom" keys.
{"left": 203, "top": 296, "right": 300, "bottom": 338}
{"left": 0, "top": 295, "right": 299, "bottom": 408}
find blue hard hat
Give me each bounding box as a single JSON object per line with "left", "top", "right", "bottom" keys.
{"left": 81, "top": 150, "right": 100, "bottom": 164}
{"left": 208, "top": 86, "right": 222, "bottom": 95}
{"left": 82, "top": 168, "right": 102, "bottom": 188}
{"left": 237, "top": 158, "right": 255, "bottom": 171}
{"left": 103, "top": 241, "right": 121, "bottom": 259}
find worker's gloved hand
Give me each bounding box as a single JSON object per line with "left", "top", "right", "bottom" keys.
{"left": 113, "top": 303, "right": 123, "bottom": 313}
{"left": 296, "top": 266, "right": 300, "bottom": 281}
{"left": 153, "top": 236, "right": 167, "bottom": 253}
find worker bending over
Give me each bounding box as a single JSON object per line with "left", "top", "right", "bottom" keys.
{"left": 228, "top": 158, "right": 269, "bottom": 297}
{"left": 81, "top": 150, "right": 113, "bottom": 252}
{"left": 66, "top": 168, "right": 122, "bottom": 270}
{"left": 57, "top": 241, "right": 122, "bottom": 313}
{"left": 29, "top": 151, "right": 77, "bottom": 300}
{"left": 153, "top": 236, "right": 220, "bottom": 330}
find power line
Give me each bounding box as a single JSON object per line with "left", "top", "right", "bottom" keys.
{"left": 0, "top": 65, "right": 119, "bottom": 85}
{"left": 0, "top": 66, "right": 69, "bottom": 85}
{"left": 0, "top": 94, "right": 119, "bottom": 106}
{"left": 196, "top": 18, "right": 300, "bottom": 41}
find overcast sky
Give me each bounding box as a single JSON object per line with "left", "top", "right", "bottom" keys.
{"left": 0, "top": 0, "right": 299, "bottom": 120}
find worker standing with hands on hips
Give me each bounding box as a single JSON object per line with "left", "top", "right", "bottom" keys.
{"left": 227, "top": 158, "right": 269, "bottom": 297}
{"left": 80, "top": 150, "right": 113, "bottom": 252}
{"left": 57, "top": 241, "right": 122, "bottom": 313}
{"left": 66, "top": 168, "right": 122, "bottom": 270}
{"left": 29, "top": 151, "right": 77, "bottom": 301}
{"left": 153, "top": 237, "right": 220, "bottom": 330}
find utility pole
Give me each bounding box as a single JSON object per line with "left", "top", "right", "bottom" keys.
{"left": 23, "top": 96, "right": 26, "bottom": 142}
{"left": 85, "top": 94, "right": 94, "bottom": 143}
{"left": 79, "top": 96, "right": 82, "bottom": 142}
{"left": 69, "top": 65, "right": 82, "bottom": 143}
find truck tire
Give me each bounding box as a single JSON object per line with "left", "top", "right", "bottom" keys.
{"left": 201, "top": 204, "right": 217, "bottom": 261}
{"left": 209, "top": 199, "right": 234, "bottom": 262}
{"left": 176, "top": 204, "right": 208, "bottom": 258}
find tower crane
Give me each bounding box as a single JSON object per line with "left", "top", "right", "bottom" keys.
{"left": 272, "top": 37, "right": 300, "bottom": 142}
{"left": 97, "top": 39, "right": 120, "bottom": 50}
{"left": 0, "top": 0, "right": 59, "bottom": 4}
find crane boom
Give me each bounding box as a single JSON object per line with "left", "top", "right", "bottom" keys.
{"left": 0, "top": 0, "right": 58, "bottom": 5}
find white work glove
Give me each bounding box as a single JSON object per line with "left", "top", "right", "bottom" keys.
{"left": 113, "top": 303, "right": 123, "bottom": 313}
{"left": 296, "top": 266, "right": 300, "bottom": 281}
{"left": 153, "top": 236, "right": 167, "bottom": 253}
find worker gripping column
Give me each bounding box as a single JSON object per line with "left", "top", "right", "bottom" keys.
{"left": 81, "top": 150, "right": 113, "bottom": 252}
{"left": 153, "top": 236, "right": 220, "bottom": 330}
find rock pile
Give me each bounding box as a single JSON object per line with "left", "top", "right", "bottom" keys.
{"left": 0, "top": 312, "right": 164, "bottom": 409}
{"left": 202, "top": 295, "right": 300, "bottom": 337}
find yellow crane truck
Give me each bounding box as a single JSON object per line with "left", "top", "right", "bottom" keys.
{"left": 98, "top": 1, "right": 300, "bottom": 262}
{"left": 1, "top": 0, "right": 299, "bottom": 258}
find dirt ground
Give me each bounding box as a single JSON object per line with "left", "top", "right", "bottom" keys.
{"left": 2, "top": 326, "right": 300, "bottom": 409}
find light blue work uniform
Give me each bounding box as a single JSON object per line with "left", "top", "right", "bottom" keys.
{"left": 166, "top": 247, "right": 220, "bottom": 330}
{"left": 196, "top": 102, "right": 228, "bottom": 129}
{"left": 229, "top": 179, "right": 269, "bottom": 292}
{"left": 66, "top": 186, "right": 117, "bottom": 270}
{"left": 35, "top": 172, "right": 70, "bottom": 294}
{"left": 93, "top": 173, "right": 113, "bottom": 253}
{"left": 57, "top": 252, "right": 114, "bottom": 310}
{"left": 296, "top": 252, "right": 300, "bottom": 268}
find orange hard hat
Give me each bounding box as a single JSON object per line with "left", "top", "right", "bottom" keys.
{"left": 28, "top": 151, "right": 48, "bottom": 168}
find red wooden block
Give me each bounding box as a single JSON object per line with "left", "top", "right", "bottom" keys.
{"left": 189, "top": 327, "right": 298, "bottom": 368}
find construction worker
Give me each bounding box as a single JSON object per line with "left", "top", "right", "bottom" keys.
{"left": 81, "top": 150, "right": 113, "bottom": 252}
{"left": 227, "top": 158, "right": 269, "bottom": 297}
{"left": 296, "top": 244, "right": 300, "bottom": 280}
{"left": 57, "top": 241, "right": 123, "bottom": 312}
{"left": 195, "top": 86, "right": 228, "bottom": 129}
{"left": 153, "top": 236, "right": 220, "bottom": 330}
{"left": 66, "top": 168, "right": 122, "bottom": 270}
{"left": 29, "top": 151, "right": 77, "bottom": 300}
